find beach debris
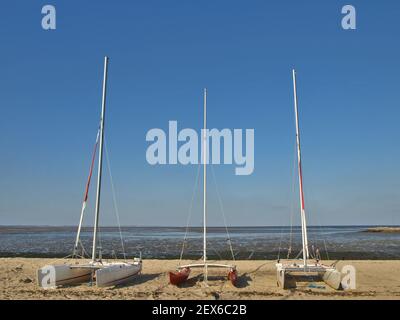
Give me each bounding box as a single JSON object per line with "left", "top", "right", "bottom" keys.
{"left": 20, "top": 277, "right": 33, "bottom": 283}
{"left": 12, "top": 265, "right": 24, "bottom": 273}
{"left": 211, "top": 291, "right": 220, "bottom": 300}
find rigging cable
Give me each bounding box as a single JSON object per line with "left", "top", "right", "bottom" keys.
{"left": 179, "top": 163, "right": 202, "bottom": 262}
{"left": 278, "top": 139, "right": 297, "bottom": 260}
{"left": 287, "top": 139, "right": 298, "bottom": 259}
{"left": 74, "top": 128, "right": 100, "bottom": 258}
{"left": 105, "top": 138, "right": 126, "bottom": 260}
{"left": 210, "top": 165, "right": 235, "bottom": 261}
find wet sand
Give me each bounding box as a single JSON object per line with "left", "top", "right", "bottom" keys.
{"left": 1, "top": 258, "right": 400, "bottom": 300}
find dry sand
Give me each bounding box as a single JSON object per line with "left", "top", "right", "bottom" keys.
{"left": 1, "top": 258, "right": 400, "bottom": 300}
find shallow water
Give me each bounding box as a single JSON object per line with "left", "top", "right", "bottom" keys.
{"left": 0, "top": 225, "right": 399, "bottom": 260}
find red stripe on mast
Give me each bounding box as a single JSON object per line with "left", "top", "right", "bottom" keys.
{"left": 298, "top": 161, "right": 305, "bottom": 211}
{"left": 83, "top": 138, "right": 99, "bottom": 202}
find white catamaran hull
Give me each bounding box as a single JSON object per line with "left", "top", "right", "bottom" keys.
{"left": 276, "top": 262, "right": 342, "bottom": 290}
{"left": 37, "top": 264, "right": 92, "bottom": 288}
{"left": 95, "top": 261, "right": 142, "bottom": 287}
{"left": 322, "top": 268, "right": 342, "bottom": 289}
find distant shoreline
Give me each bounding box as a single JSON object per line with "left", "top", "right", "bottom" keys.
{"left": 1, "top": 224, "right": 399, "bottom": 230}
{"left": 1, "top": 251, "right": 398, "bottom": 260}
{"left": 363, "top": 227, "right": 400, "bottom": 233}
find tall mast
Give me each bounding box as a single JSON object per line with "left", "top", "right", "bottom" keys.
{"left": 292, "top": 69, "right": 309, "bottom": 267}
{"left": 203, "top": 88, "right": 208, "bottom": 282}
{"left": 91, "top": 56, "right": 109, "bottom": 262}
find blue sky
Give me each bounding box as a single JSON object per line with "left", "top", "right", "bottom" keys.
{"left": 0, "top": 1, "right": 399, "bottom": 226}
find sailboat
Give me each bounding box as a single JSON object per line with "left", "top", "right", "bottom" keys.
{"left": 275, "top": 70, "right": 341, "bottom": 290}
{"left": 37, "top": 56, "right": 142, "bottom": 288}
{"left": 169, "top": 89, "right": 238, "bottom": 286}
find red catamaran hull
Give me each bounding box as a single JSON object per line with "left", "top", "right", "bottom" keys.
{"left": 169, "top": 268, "right": 191, "bottom": 285}
{"left": 228, "top": 269, "right": 238, "bottom": 286}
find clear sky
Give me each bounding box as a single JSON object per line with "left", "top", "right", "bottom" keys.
{"left": 0, "top": 1, "right": 399, "bottom": 226}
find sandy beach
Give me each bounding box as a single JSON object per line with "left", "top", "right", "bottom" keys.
{"left": 1, "top": 258, "right": 399, "bottom": 300}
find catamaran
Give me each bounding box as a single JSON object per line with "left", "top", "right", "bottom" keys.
{"left": 37, "top": 56, "right": 142, "bottom": 288}
{"left": 275, "top": 70, "right": 341, "bottom": 290}
{"left": 169, "top": 89, "right": 238, "bottom": 286}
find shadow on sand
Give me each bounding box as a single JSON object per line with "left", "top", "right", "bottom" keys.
{"left": 112, "top": 272, "right": 162, "bottom": 288}
{"left": 235, "top": 273, "right": 252, "bottom": 288}
{"left": 173, "top": 273, "right": 252, "bottom": 289}
{"left": 175, "top": 274, "right": 203, "bottom": 288}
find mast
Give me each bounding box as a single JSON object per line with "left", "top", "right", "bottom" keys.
{"left": 74, "top": 131, "right": 99, "bottom": 257}
{"left": 203, "top": 88, "right": 208, "bottom": 282}
{"left": 91, "top": 56, "right": 109, "bottom": 262}
{"left": 292, "top": 69, "right": 309, "bottom": 267}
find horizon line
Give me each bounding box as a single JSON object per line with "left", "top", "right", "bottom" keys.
{"left": 0, "top": 224, "right": 398, "bottom": 228}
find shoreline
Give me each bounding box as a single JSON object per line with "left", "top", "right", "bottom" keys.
{"left": 363, "top": 227, "right": 400, "bottom": 233}
{"left": 1, "top": 258, "right": 400, "bottom": 300}
{"left": 1, "top": 251, "right": 399, "bottom": 260}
